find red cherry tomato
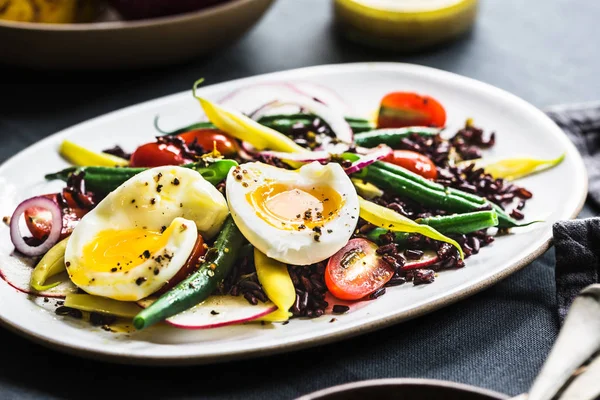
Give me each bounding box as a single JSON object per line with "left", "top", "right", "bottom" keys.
{"left": 383, "top": 150, "right": 438, "bottom": 180}
{"left": 155, "top": 234, "right": 206, "bottom": 295}
{"left": 378, "top": 92, "right": 446, "bottom": 129}
{"left": 177, "top": 129, "right": 238, "bottom": 155}
{"left": 129, "top": 142, "right": 193, "bottom": 168}
{"left": 325, "top": 238, "right": 395, "bottom": 300}
{"left": 24, "top": 193, "right": 88, "bottom": 241}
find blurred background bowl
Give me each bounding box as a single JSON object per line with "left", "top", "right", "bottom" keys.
{"left": 333, "top": 0, "right": 478, "bottom": 52}
{"left": 0, "top": 0, "right": 274, "bottom": 70}
{"left": 297, "top": 378, "right": 509, "bottom": 400}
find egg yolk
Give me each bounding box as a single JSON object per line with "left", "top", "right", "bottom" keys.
{"left": 247, "top": 183, "right": 343, "bottom": 230}
{"left": 77, "top": 226, "right": 173, "bottom": 274}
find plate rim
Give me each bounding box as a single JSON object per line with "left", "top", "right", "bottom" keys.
{"left": 295, "top": 378, "right": 510, "bottom": 400}
{"left": 0, "top": 62, "right": 588, "bottom": 365}
{"left": 0, "top": 0, "right": 267, "bottom": 32}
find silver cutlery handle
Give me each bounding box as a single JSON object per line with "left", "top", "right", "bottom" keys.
{"left": 558, "top": 354, "right": 600, "bottom": 400}
{"left": 527, "top": 284, "right": 600, "bottom": 400}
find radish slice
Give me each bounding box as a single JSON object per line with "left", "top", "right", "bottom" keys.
{"left": 344, "top": 145, "right": 393, "bottom": 175}
{"left": 0, "top": 258, "right": 77, "bottom": 298}
{"left": 401, "top": 250, "right": 440, "bottom": 270}
{"left": 137, "top": 296, "right": 278, "bottom": 330}
{"left": 10, "top": 196, "right": 62, "bottom": 257}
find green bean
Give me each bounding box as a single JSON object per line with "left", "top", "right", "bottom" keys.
{"left": 154, "top": 116, "right": 216, "bottom": 136}
{"left": 188, "top": 160, "right": 238, "bottom": 186}
{"left": 155, "top": 114, "right": 375, "bottom": 136}
{"left": 367, "top": 211, "right": 498, "bottom": 246}
{"left": 416, "top": 211, "right": 499, "bottom": 234}
{"left": 366, "top": 228, "right": 409, "bottom": 246}
{"left": 367, "top": 162, "right": 524, "bottom": 228}
{"left": 372, "top": 161, "right": 451, "bottom": 194}
{"left": 364, "top": 166, "right": 483, "bottom": 213}
{"left": 133, "top": 216, "right": 245, "bottom": 330}
{"left": 45, "top": 160, "right": 237, "bottom": 193}
{"left": 354, "top": 127, "right": 441, "bottom": 148}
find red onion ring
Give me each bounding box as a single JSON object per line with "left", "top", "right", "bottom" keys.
{"left": 249, "top": 101, "right": 303, "bottom": 121}
{"left": 289, "top": 81, "right": 352, "bottom": 114}
{"left": 248, "top": 100, "right": 286, "bottom": 120}
{"left": 237, "top": 147, "right": 257, "bottom": 161}
{"left": 257, "top": 150, "right": 332, "bottom": 162}
{"left": 344, "top": 145, "right": 393, "bottom": 175}
{"left": 241, "top": 141, "right": 259, "bottom": 155}
{"left": 220, "top": 84, "right": 353, "bottom": 142}
{"left": 10, "top": 196, "right": 62, "bottom": 257}
{"left": 255, "top": 99, "right": 354, "bottom": 144}
{"left": 218, "top": 82, "right": 313, "bottom": 112}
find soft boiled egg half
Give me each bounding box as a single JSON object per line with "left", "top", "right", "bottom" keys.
{"left": 226, "top": 162, "right": 359, "bottom": 265}
{"left": 65, "top": 166, "right": 229, "bottom": 301}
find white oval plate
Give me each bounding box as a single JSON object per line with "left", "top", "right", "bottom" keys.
{"left": 0, "top": 63, "right": 586, "bottom": 365}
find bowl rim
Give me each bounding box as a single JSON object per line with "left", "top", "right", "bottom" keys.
{"left": 0, "top": 0, "right": 264, "bottom": 32}
{"left": 296, "top": 378, "right": 510, "bottom": 400}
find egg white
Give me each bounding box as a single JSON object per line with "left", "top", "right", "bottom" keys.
{"left": 226, "top": 162, "right": 359, "bottom": 265}
{"left": 65, "top": 166, "right": 229, "bottom": 301}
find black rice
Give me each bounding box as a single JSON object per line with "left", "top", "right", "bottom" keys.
{"left": 221, "top": 245, "right": 270, "bottom": 305}
{"left": 288, "top": 262, "right": 329, "bottom": 318}
{"left": 413, "top": 269, "right": 436, "bottom": 285}
{"left": 102, "top": 145, "right": 131, "bottom": 160}
{"left": 332, "top": 305, "right": 350, "bottom": 314}
{"left": 369, "top": 287, "right": 386, "bottom": 300}
{"left": 55, "top": 306, "right": 83, "bottom": 319}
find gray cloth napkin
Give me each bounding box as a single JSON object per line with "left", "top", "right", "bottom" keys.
{"left": 546, "top": 103, "right": 600, "bottom": 322}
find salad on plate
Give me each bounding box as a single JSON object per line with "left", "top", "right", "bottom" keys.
{"left": 1, "top": 79, "right": 564, "bottom": 332}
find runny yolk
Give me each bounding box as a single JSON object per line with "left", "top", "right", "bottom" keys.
{"left": 79, "top": 226, "right": 173, "bottom": 274}
{"left": 247, "top": 183, "right": 343, "bottom": 230}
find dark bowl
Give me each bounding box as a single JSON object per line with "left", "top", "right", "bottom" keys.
{"left": 297, "top": 378, "right": 509, "bottom": 400}
{"left": 0, "top": 0, "right": 274, "bottom": 69}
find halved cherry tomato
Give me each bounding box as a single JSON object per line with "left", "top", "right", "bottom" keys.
{"left": 24, "top": 193, "right": 88, "bottom": 241}
{"left": 378, "top": 92, "right": 446, "bottom": 129}
{"left": 129, "top": 142, "right": 194, "bottom": 168}
{"left": 156, "top": 234, "right": 206, "bottom": 295}
{"left": 383, "top": 150, "right": 438, "bottom": 180}
{"left": 177, "top": 129, "right": 238, "bottom": 155}
{"left": 325, "top": 238, "right": 395, "bottom": 300}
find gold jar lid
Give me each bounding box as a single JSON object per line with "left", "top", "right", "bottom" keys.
{"left": 334, "top": 0, "right": 479, "bottom": 51}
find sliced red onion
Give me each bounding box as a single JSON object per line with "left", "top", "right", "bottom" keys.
{"left": 249, "top": 101, "right": 300, "bottom": 121}
{"left": 10, "top": 196, "right": 62, "bottom": 257}
{"left": 257, "top": 150, "right": 332, "bottom": 162}
{"left": 291, "top": 97, "right": 353, "bottom": 143}
{"left": 241, "top": 141, "right": 258, "bottom": 155}
{"left": 254, "top": 99, "right": 354, "bottom": 144}
{"left": 237, "top": 147, "right": 256, "bottom": 161}
{"left": 248, "top": 100, "right": 281, "bottom": 120}
{"left": 219, "top": 82, "right": 353, "bottom": 141}
{"left": 322, "top": 142, "right": 352, "bottom": 154}
{"left": 344, "top": 145, "right": 393, "bottom": 175}
{"left": 218, "top": 82, "right": 315, "bottom": 115}
{"left": 290, "top": 81, "right": 352, "bottom": 114}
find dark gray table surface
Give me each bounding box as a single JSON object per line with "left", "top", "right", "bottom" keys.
{"left": 1, "top": 0, "right": 599, "bottom": 399}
